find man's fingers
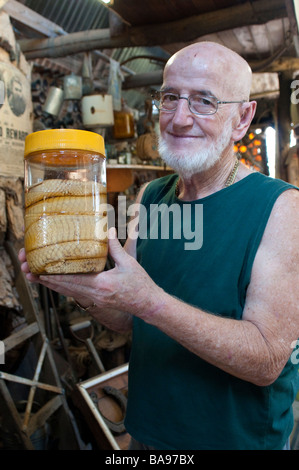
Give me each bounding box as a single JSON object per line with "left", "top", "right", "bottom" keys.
{"left": 108, "top": 227, "right": 130, "bottom": 268}
{"left": 18, "top": 248, "right": 26, "bottom": 262}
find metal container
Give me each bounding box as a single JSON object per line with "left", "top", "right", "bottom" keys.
{"left": 81, "top": 94, "right": 114, "bottom": 128}
{"left": 63, "top": 74, "right": 82, "bottom": 100}
{"left": 42, "top": 86, "right": 64, "bottom": 116}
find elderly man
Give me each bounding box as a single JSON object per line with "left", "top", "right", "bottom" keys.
{"left": 19, "top": 42, "right": 299, "bottom": 450}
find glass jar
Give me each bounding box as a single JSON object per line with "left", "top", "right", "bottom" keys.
{"left": 24, "top": 129, "right": 108, "bottom": 275}
{"left": 113, "top": 101, "right": 135, "bottom": 139}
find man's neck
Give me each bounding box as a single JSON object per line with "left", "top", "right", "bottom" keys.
{"left": 176, "top": 156, "right": 251, "bottom": 201}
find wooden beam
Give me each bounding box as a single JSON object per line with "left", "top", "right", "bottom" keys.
{"left": 4, "top": 0, "right": 135, "bottom": 76}
{"left": 3, "top": 0, "right": 66, "bottom": 37}
{"left": 121, "top": 56, "right": 299, "bottom": 90}
{"left": 0, "top": 380, "right": 34, "bottom": 450}
{"left": 123, "top": 70, "right": 163, "bottom": 89}
{"left": 19, "top": 0, "right": 287, "bottom": 59}
{"left": 0, "top": 371, "right": 63, "bottom": 394}
{"left": 251, "top": 56, "right": 299, "bottom": 72}
{"left": 285, "top": 0, "right": 299, "bottom": 56}
{"left": 27, "top": 395, "right": 62, "bottom": 437}
{"left": 4, "top": 321, "right": 39, "bottom": 352}
{"left": 0, "top": 0, "right": 9, "bottom": 11}
{"left": 129, "top": 0, "right": 286, "bottom": 48}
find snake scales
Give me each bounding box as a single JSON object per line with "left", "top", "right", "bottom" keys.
{"left": 25, "top": 179, "right": 108, "bottom": 274}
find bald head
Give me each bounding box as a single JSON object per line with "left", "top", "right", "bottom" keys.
{"left": 164, "top": 42, "right": 252, "bottom": 101}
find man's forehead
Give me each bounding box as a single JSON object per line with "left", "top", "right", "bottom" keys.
{"left": 167, "top": 50, "right": 231, "bottom": 77}
{"left": 164, "top": 43, "right": 252, "bottom": 99}
{"left": 163, "top": 65, "right": 225, "bottom": 95}
{"left": 164, "top": 53, "right": 249, "bottom": 98}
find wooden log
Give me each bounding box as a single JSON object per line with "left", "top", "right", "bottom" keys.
{"left": 19, "top": 0, "right": 287, "bottom": 59}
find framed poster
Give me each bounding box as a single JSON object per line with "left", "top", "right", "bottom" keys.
{"left": 0, "top": 61, "right": 32, "bottom": 178}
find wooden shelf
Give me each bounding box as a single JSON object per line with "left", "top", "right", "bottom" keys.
{"left": 106, "top": 164, "right": 173, "bottom": 192}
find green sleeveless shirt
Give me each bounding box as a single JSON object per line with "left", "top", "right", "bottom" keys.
{"left": 124, "top": 172, "right": 299, "bottom": 450}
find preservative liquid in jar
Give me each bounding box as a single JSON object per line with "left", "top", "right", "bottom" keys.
{"left": 24, "top": 129, "right": 108, "bottom": 275}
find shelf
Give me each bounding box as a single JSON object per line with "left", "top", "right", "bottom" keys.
{"left": 106, "top": 164, "right": 173, "bottom": 192}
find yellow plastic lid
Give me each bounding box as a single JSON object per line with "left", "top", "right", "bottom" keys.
{"left": 24, "top": 129, "right": 105, "bottom": 158}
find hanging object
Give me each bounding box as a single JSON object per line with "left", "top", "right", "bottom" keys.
{"left": 81, "top": 94, "right": 114, "bottom": 128}
{"left": 136, "top": 99, "right": 159, "bottom": 161}
{"left": 63, "top": 73, "right": 82, "bottom": 100}
{"left": 108, "top": 58, "right": 123, "bottom": 112}
{"left": 81, "top": 52, "right": 94, "bottom": 96}
{"left": 113, "top": 100, "right": 135, "bottom": 139}
{"left": 42, "top": 86, "right": 64, "bottom": 117}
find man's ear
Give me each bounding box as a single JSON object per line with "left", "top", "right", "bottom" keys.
{"left": 231, "top": 101, "right": 257, "bottom": 142}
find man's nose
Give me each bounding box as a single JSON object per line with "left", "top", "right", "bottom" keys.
{"left": 172, "top": 97, "right": 194, "bottom": 126}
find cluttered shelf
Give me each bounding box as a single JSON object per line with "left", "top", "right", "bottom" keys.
{"left": 106, "top": 164, "right": 173, "bottom": 193}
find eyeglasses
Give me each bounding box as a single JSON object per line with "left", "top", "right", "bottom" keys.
{"left": 152, "top": 91, "right": 246, "bottom": 116}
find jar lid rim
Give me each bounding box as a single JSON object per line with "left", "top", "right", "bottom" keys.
{"left": 24, "top": 129, "right": 105, "bottom": 158}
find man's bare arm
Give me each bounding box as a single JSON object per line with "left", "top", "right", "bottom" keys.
{"left": 140, "top": 189, "right": 299, "bottom": 386}
{"left": 20, "top": 188, "right": 299, "bottom": 385}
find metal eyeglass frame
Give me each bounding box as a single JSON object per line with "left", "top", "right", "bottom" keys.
{"left": 152, "top": 91, "right": 246, "bottom": 116}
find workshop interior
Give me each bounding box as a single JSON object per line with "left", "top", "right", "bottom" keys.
{"left": 0, "top": 0, "right": 299, "bottom": 450}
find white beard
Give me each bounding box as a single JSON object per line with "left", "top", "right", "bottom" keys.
{"left": 158, "top": 119, "right": 233, "bottom": 179}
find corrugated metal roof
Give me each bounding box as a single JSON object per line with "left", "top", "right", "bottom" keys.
{"left": 22, "top": 0, "right": 169, "bottom": 109}
{"left": 23, "top": 0, "right": 169, "bottom": 74}
{"left": 24, "top": 0, "right": 109, "bottom": 32}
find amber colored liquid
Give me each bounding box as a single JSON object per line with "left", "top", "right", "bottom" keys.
{"left": 24, "top": 180, "right": 108, "bottom": 274}
{"left": 113, "top": 111, "right": 135, "bottom": 139}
